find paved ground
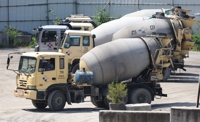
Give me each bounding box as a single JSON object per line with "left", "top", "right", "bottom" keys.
{"left": 0, "top": 48, "right": 200, "bottom": 122}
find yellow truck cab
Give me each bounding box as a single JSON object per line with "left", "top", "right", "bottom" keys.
{"left": 59, "top": 30, "right": 95, "bottom": 72}
{"left": 8, "top": 51, "right": 95, "bottom": 111}
{"left": 11, "top": 52, "right": 72, "bottom": 111}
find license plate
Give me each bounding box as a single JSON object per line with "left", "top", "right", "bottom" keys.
{"left": 17, "top": 89, "right": 24, "bottom": 96}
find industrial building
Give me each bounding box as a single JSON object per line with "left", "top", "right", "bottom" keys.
{"left": 0, "top": 0, "right": 199, "bottom": 34}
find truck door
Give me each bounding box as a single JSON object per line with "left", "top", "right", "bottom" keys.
{"left": 82, "top": 36, "right": 92, "bottom": 56}
{"left": 57, "top": 30, "right": 66, "bottom": 48}
{"left": 36, "top": 57, "right": 57, "bottom": 89}
{"left": 63, "top": 36, "right": 82, "bottom": 63}
{"left": 39, "top": 30, "right": 58, "bottom": 52}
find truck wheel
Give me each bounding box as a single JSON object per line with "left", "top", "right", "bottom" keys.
{"left": 48, "top": 90, "right": 66, "bottom": 111}
{"left": 129, "top": 88, "right": 151, "bottom": 104}
{"left": 91, "top": 96, "right": 106, "bottom": 108}
{"left": 32, "top": 100, "right": 47, "bottom": 109}
{"left": 72, "top": 64, "right": 79, "bottom": 73}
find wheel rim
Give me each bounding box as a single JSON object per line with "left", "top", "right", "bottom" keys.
{"left": 54, "top": 96, "right": 63, "bottom": 106}
{"left": 137, "top": 94, "right": 146, "bottom": 103}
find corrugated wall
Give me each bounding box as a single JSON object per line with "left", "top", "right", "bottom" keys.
{"left": 0, "top": 0, "right": 199, "bottom": 34}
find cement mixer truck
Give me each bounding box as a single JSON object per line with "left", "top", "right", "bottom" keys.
{"left": 7, "top": 38, "right": 167, "bottom": 111}
{"left": 92, "top": 6, "right": 196, "bottom": 74}
{"left": 7, "top": 7, "right": 196, "bottom": 111}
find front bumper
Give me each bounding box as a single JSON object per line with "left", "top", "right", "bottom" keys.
{"left": 14, "top": 89, "right": 37, "bottom": 100}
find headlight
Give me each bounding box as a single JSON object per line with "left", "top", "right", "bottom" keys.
{"left": 27, "top": 86, "right": 36, "bottom": 89}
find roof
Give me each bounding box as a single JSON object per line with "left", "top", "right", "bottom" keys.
{"left": 64, "top": 30, "right": 92, "bottom": 36}
{"left": 70, "top": 23, "right": 93, "bottom": 27}
{"left": 22, "top": 52, "right": 65, "bottom": 57}
{"left": 41, "top": 25, "right": 69, "bottom": 30}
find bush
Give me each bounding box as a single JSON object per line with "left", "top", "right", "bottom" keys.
{"left": 191, "top": 34, "right": 200, "bottom": 51}
{"left": 28, "top": 36, "right": 36, "bottom": 48}
{"left": 5, "top": 26, "right": 22, "bottom": 46}
{"left": 106, "top": 80, "right": 127, "bottom": 104}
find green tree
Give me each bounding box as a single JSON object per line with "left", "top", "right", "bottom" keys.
{"left": 48, "top": 9, "right": 62, "bottom": 25}
{"left": 93, "top": 9, "right": 111, "bottom": 26}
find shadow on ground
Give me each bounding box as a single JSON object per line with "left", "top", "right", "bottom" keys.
{"left": 22, "top": 107, "right": 106, "bottom": 113}
{"left": 152, "top": 102, "right": 196, "bottom": 110}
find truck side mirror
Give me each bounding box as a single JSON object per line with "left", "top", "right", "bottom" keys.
{"left": 92, "top": 34, "right": 96, "bottom": 38}
{"left": 6, "top": 56, "right": 13, "bottom": 69}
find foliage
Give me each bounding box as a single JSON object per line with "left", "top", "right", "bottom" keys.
{"left": 195, "top": 21, "right": 200, "bottom": 34}
{"left": 93, "top": 8, "right": 111, "bottom": 26}
{"left": 191, "top": 34, "right": 200, "bottom": 51}
{"left": 106, "top": 79, "right": 127, "bottom": 104}
{"left": 5, "top": 26, "right": 22, "bottom": 46}
{"left": 14, "top": 38, "right": 23, "bottom": 47}
{"left": 28, "top": 36, "right": 36, "bottom": 48}
{"left": 48, "top": 9, "right": 62, "bottom": 25}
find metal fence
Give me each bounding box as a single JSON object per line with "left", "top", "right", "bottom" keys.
{"left": 0, "top": 0, "right": 200, "bottom": 34}
{"left": 0, "top": 32, "right": 9, "bottom": 46}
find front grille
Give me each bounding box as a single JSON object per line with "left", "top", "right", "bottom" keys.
{"left": 19, "top": 80, "right": 27, "bottom": 87}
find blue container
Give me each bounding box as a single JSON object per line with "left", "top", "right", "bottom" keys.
{"left": 74, "top": 70, "right": 94, "bottom": 85}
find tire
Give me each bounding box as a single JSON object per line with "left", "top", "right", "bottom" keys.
{"left": 72, "top": 64, "right": 79, "bottom": 73}
{"left": 32, "top": 100, "right": 47, "bottom": 109}
{"left": 129, "top": 88, "right": 152, "bottom": 104}
{"left": 90, "top": 96, "right": 106, "bottom": 108}
{"left": 48, "top": 90, "right": 66, "bottom": 111}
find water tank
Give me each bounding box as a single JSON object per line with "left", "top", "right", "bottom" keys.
{"left": 74, "top": 70, "right": 94, "bottom": 85}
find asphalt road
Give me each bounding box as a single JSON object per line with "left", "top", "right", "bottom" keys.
{"left": 0, "top": 48, "right": 200, "bottom": 122}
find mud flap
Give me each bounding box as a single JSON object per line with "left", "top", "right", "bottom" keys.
{"left": 65, "top": 86, "right": 72, "bottom": 105}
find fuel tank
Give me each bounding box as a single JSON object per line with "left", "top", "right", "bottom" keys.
{"left": 79, "top": 37, "right": 161, "bottom": 85}
{"left": 91, "top": 17, "right": 150, "bottom": 46}
{"left": 112, "top": 18, "right": 174, "bottom": 40}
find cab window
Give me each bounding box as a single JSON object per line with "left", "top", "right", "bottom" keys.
{"left": 41, "top": 31, "right": 57, "bottom": 42}
{"left": 64, "top": 36, "right": 80, "bottom": 48}
{"left": 60, "top": 58, "right": 64, "bottom": 69}
{"left": 38, "top": 58, "right": 55, "bottom": 71}
{"left": 83, "top": 36, "right": 90, "bottom": 46}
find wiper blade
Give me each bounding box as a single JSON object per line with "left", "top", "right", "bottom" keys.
{"left": 20, "top": 71, "right": 30, "bottom": 76}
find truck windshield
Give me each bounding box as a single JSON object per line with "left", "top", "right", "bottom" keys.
{"left": 64, "top": 36, "right": 80, "bottom": 48}
{"left": 18, "top": 56, "right": 36, "bottom": 74}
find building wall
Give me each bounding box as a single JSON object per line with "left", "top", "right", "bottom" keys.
{"left": 0, "top": 0, "right": 199, "bottom": 34}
